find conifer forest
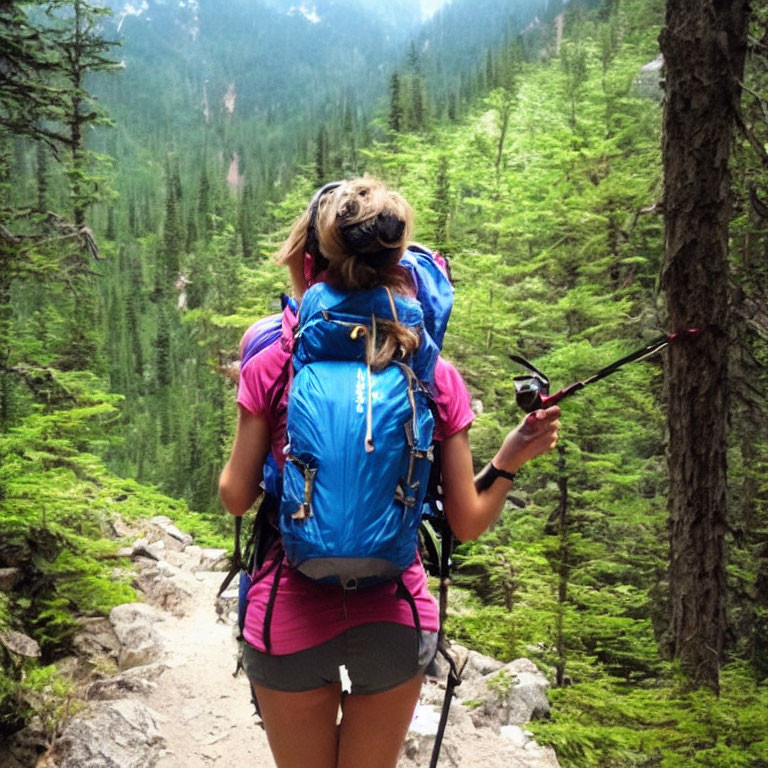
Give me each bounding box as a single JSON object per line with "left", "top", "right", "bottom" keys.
{"left": 2, "top": 0, "right": 768, "bottom": 765}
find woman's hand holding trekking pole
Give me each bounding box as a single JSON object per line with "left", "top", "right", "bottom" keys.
{"left": 494, "top": 405, "right": 562, "bottom": 475}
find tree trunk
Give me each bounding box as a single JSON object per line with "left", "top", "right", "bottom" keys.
{"left": 659, "top": 0, "right": 748, "bottom": 694}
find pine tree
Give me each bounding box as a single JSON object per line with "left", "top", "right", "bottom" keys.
{"left": 432, "top": 154, "right": 451, "bottom": 248}
{"left": 239, "top": 180, "right": 257, "bottom": 261}
{"left": 198, "top": 166, "right": 212, "bottom": 244}
{"left": 52, "top": 0, "right": 120, "bottom": 228}
{"left": 154, "top": 304, "right": 171, "bottom": 390}
{"left": 160, "top": 168, "right": 184, "bottom": 287}
{"left": 315, "top": 126, "right": 330, "bottom": 185}
{"left": 560, "top": 39, "right": 588, "bottom": 129}
{"left": 389, "top": 73, "right": 404, "bottom": 134}
{"left": 660, "top": 0, "right": 749, "bottom": 694}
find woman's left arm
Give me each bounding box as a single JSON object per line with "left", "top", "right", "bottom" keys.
{"left": 440, "top": 406, "right": 561, "bottom": 542}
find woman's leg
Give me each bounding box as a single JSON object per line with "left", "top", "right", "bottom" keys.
{"left": 336, "top": 672, "right": 424, "bottom": 768}
{"left": 252, "top": 682, "right": 342, "bottom": 768}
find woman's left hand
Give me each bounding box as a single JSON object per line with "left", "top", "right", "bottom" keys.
{"left": 495, "top": 405, "right": 561, "bottom": 473}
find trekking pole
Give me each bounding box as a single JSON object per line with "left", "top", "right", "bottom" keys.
{"left": 511, "top": 329, "right": 702, "bottom": 413}
{"left": 429, "top": 517, "right": 463, "bottom": 768}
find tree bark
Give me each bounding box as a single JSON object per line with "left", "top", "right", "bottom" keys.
{"left": 659, "top": 0, "right": 749, "bottom": 694}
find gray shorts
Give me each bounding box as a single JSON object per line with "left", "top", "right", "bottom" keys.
{"left": 243, "top": 623, "right": 438, "bottom": 695}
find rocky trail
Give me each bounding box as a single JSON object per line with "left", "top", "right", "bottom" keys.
{"left": 2, "top": 517, "right": 561, "bottom": 768}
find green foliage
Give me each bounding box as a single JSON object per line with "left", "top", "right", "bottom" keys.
{"left": 20, "top": 663, "right": 80, "bottom": 743}
{"left": 530, "top": 665, "right": 768, "bottom": 768}
{"left": 0, "top": 369, "right": 224, "bottom": 730}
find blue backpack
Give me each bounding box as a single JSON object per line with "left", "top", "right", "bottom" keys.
{"left": 280, "top": 246, "right": 451, "bottom": 587}
{"left": 280, "top": 285, "right": 432, "bottom": 587}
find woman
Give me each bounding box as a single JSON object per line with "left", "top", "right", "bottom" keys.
{"left": 219, "top": 177, "right": 560, "bottom": 768}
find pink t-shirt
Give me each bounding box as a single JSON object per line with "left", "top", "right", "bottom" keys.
{"left": 236, "top": 307, "right": 474, "bottom": 655}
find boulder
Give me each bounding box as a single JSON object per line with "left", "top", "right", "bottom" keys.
{"left": 130, "top": 537, "right": 161, "bottom": 562}
{"left": 634, "top": 53, "right": 664, "bottom": 101}
{"left": 72, "top": 617, "right": 120, "bottom": 671}
{"left": 403, "top": 693, "right": 476, "bottom": 767}
{"left": 500, "top": 724, "right": 529, "bottom": 748}
{"left": 198, "top": 548, "right": 228, "bottom": 572}
{"left": 183, "top": 544, "right": 202, "bottom": 562}
{"left": 0, "top": 717, "right": 48, "bottom": 768}
{"left": 149, "top": 516, "right": 194, "bottom": 548}
{"left": 109, "top": 603, "right": 163, "bottom": 670}
{"left": 86, "top": 662, "right": 168, "bottom": 701}
{"left": 503, "top": 658, "right": 551, "bottom": 724}
{"left": 37, "top": 699, "right": 164, "bottom": 768}
{"left": 0, "top": 630, "right": 40, "bottom": 659}
{"left": 459, "top": 657, "right": 551, "bottom": 729}
{"left": 133, "top": 560, "right": 192, "bottom": 618}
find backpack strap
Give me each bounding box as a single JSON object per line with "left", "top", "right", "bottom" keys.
{"left": 262, "top": 557, "right": 284, "bottom": 654}
{"left": 395, "top": 575, "right": 422, "bottom": 636}
{"left": 217, "top": 515, "right": 245, "bottom": 598}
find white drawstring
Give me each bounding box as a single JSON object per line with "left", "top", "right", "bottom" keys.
{"left": 365, "top": 314, "right": 376, "bottom": 453}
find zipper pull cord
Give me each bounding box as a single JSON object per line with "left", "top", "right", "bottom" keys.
{"left": 365, "top": 314, "right": 376, "bottom": 453}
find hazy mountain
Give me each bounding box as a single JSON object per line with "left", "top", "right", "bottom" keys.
{"left": 101, "top": 0, "right": 428, "bottom": 126}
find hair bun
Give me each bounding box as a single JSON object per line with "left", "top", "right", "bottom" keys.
{"left": 341, "top": 212, "right": 405, "bottom": 251}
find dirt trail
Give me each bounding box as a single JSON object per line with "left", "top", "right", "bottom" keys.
{"left": 147, "top": 571, "right": 274, "bottom": 767}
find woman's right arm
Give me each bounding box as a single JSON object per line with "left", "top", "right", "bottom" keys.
{"left": 441, "top": 406, "right": 561, "bottom": 542}
{"left": 219, "top": 405, "right": 271, "bottom": 516}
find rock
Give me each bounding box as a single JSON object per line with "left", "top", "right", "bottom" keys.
{"left": 0, "top": 567, "right": 21, "bottom": 592}
{"left": 500, "top": 724, "right": 528, "bottom": 748}
{"left": 53, "top": 656, "right": 83, "bottom": 681}
{"left": 131, "top": 537, "right": 161, "bottom": 562}
{"left": 116, "top": 546, "right": 134, "bottom": 558}
{"left": 183, "top": 544, "right": 202, "bottom": 562}
{"left": 109, "top": 603, "right": 163, "bottom": 670}
{"left": 0, "top": 717, "right": 48, "bottom": 768}
{"left": 38, "top": 699, "right": 164, "bottom": 768}
{"left": 459, "top": 657, "right": 551, "bottom": 729}
{"left": 634, "top": 53, "right": 664, "bottom": 101}
{"left": 403, "top": 684, "right": 477, "bottom": 766}
{"left": 503, "top": 658, "right": 551, "bottom": 724}
{"left": 0, "top": 630, "right": 40, "bottom": 658}
{"left": 72, "top": 617, "right": 121, "bottom": 671}
{"left": 462, "top": 645, "right": 505, "bottom": 677}
{"left": 408, "top": 702, "right": 442, "bottom": 737}
{"left": 133, "top": 560, "right": 193, "bottom": 618}
{"left": 471, "top": 398, "right": 484, "bottom": 415}
{"left": 198, "top": 548, "right": 228, "bottom": 572}
{"left": 149, "top": 516, "right": 194, "bottom": 547}
{"left": 87, "top": 663, "right": 168, "bottom": 701}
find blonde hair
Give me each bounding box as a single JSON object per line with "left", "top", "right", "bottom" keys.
{"left": 275, "top": 176, "right": 419, "bottom": 371}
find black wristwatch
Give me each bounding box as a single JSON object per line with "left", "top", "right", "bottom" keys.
{"left": 475, "top": 461, "right": 517, "bottom": 492}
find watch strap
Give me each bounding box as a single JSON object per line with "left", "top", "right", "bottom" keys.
{"left": 475, "top": 461, "right": 517, "bottom": 492}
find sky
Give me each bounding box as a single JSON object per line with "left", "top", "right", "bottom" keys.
{"left": 420, "top": 0, "right": 450, "bottom": 19}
